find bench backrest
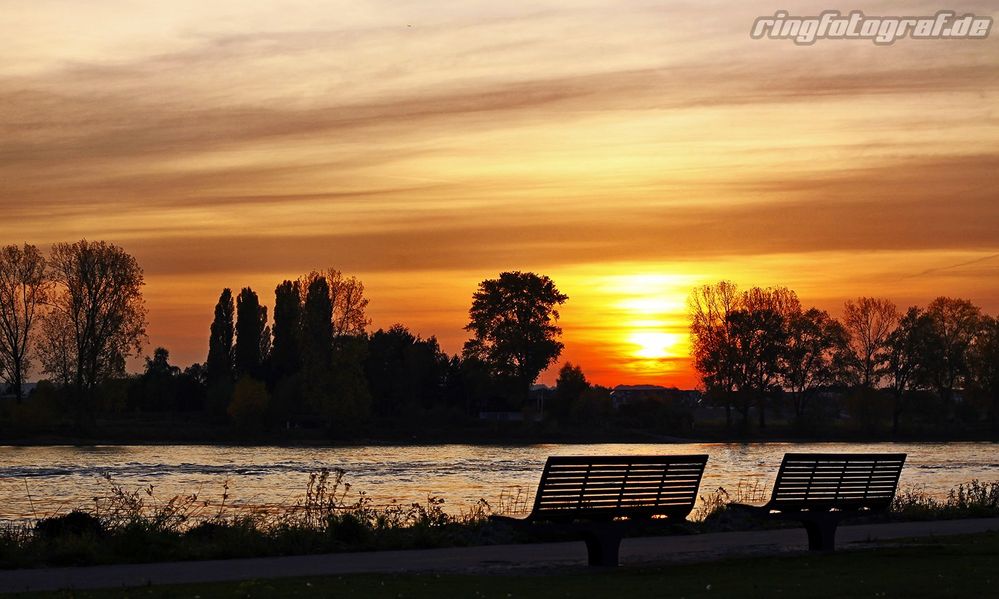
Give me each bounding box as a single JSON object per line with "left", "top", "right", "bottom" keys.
{"left": 768, "top": 453, "right": 906, "bottom": 512}
{"left": 530, "top": 455, "right": 708, "bottom": 522}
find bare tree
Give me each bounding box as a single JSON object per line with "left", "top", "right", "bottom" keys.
{"left": 299, "top": 269, "right": 370, "bottom": 338}
{"left": 843, "top": 297, "right": 898, "bottom": 389}
{"left": 327, "top": 269, "right": 370, "bottom": 337}
{"left": 40, "top": 240, "right": 147, "bottom": 423}
{"left": 688, "top": 281, "right": 740, "bottom": 427}
{"left": 0, "top": 244, "right": 49, "bottom": 402}
{"left": 689, "top": 283, "right": 799, "bottom": 431}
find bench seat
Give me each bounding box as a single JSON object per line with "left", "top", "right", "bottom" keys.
{"left": 731, "top": 452, "right": 906, "bottom": 551}
{"left": 491, "top": 454, "right": 708, "bottom": 566}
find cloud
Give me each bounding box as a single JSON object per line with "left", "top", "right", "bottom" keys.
{"left": 2, "top": 0, "right": 998, "bottom": 378}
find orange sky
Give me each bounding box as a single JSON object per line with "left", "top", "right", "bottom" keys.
{"left": 2, "top": 0, "right": 998, "bottom": 387}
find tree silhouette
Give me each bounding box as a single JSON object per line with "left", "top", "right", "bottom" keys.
{"left": 326, "top": 269, "right": 370, "bottom": 337}
{"left": 843, "top": 297, "right": 898, "bottom": 389}
{"left": 463, "top": 271, "right": 568, "bottom": 406}
{"left": 365, "top": 324, "right": 448, "bottom": 420}
{"left": 884, "top": 307, "right": 927, "bottom": 433}
{"left": 270, "top": 280, "right": 302, "bottom": 382}
{"left": 206, "top": 289, "right": 234, "bottom": 385}
{"left": 39, "top": 240, "right": 147, "bottom": 427}
{"left": 0, "top": 244, "right": 49, "bottom": 403}
{"left": 688, "top": 281, "right": 740, "bottom": 428}
{"left": 551, "top": 362, "right": 590, "bottom": 424}
{"left": 234, "top": 287, "right": 268, "bottom": 380}
{"left": 917, "top": 297, "right": 982, "bottom": 412}
{"left": 729, "top": 286, "right": 799, "bottom": 429}
{"left": 134, "top": 347, "right": 181, "bottom": 412}
{"left": 300, "top": 275, "right": 334, "bottom": 422}
{"left": 968, "top": 315, "right": 999, "bottom": 432}
{"left": 781, "top": 307, "right": 849, "bottom": 421}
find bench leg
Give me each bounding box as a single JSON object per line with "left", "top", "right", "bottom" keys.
{"left": 802, "top": 518, "right": 838, "bottom": 551}
{"left": 584, "top": 532, "right": 622, "bottom": 567}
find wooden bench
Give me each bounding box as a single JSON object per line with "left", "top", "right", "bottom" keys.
{"left": 491, "top": 454, "right": 708, "bottom": 566}
{"left": 732, "top": 452, "right": 906, "bottom": 551}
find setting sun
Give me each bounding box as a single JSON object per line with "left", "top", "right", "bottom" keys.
{"left": 628, "top": 331, "right": 682, "bottom": 360}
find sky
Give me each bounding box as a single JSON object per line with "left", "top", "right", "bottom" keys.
{"left": 2, "top": 0, "right": 998, "bottom": 387}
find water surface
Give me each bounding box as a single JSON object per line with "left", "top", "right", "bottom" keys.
{"left": 2, "top": 442, "right": 996, "bottom": 521}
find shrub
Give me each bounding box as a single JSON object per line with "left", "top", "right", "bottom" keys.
{"left": 228, "top": 377, "right": 270, "bottom": 433}
{"left": 34, "top": 511, "right": 104, "bottom": 540}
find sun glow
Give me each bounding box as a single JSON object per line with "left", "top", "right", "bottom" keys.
{"left": 609, "top": 273, "right": 695, "bottom": 366}
{"left": 629, "top": 331, "right": 683, "bottom": 359}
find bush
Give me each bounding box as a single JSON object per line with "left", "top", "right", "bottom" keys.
{"left": 6, "top": 470, "right": 997, "bottom": 571}
{"left": 228, "top": 377, "right": 270, "bottom": 433}
{"left": 34, "top": 511, "right": 105, "bottom": 540}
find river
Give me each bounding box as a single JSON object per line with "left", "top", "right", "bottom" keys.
{"left": 1, "top": 442, "right": 997, "bottom": 521}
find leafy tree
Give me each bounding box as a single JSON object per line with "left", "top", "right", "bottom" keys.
{"left": 551, "top": 362, "right": 590, "bottom": 424}
{"left": 442, "top": 354, "right": 495, "bottom": 417}
{"left": 228, "top": 377, "right": 270, "bottom": 434}
{"left": 0, "top": 243, "right": 49, "bottom": 403}
{"left": 967, "top": 315, "right": 999, "bottom": 433}
{"left": 300, "top": 275, "right": 334, "bottom": 420}
{"left": 177, "top": 363, "right": 208, "bottom": 412}
{"left": 270, "top": 280, "right": 302, "bottom": 382}
{"left": 884, "top": 307, "right": 927, "bottom": 434}
{"left": 463, "top": 271, "right": 568, "bottom": 406}
{"left": 843, "top": 297, "right": 898, "bottom": 389}
{"left": 39, "top": 240, "right": 147, "bottom": 426}
{"left": 132, "top": 347, "right": 181, "bottom": 412}
{"left": 917, "top": 297, "right": 982, "bottom": 410}
{"left": 780, "top": 307, "right": 849, "bottom": 421}
{"left": 728, "top": 286, "right": 799, "bottom": 429}
{"left": 234, "top": 287, "right": 268, "bottom": 380}
{"left": 206, "top": 289, "right": 235, "bottom": 385}
{"left": 569, "top": 385, "right": 612, "bottom": 427}
{"left": 365, "top": 325, "right": 448, "bottom": 420}
{"left": 689, "top": 282, "right": 797, "bottom": 430}
{"left": 329, "top": 335, "right": 372, "bottom": 434}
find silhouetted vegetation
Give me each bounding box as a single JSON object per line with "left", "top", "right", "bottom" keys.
{"left": 2, "top": 469, "right": 997, "bottom": 570}
{"left": 0, "top": 470, "right": 501, "bottom": 569}
{"left": 1, "top": 244, "right": 997, "bottom": 442}
{"left": 463, "top": 271, "right": 569, "bottom": 408}
{"left": 689, "top": 281, "right": 999, "bottom": 437}
{"left": 0, "top": 244, "right": 48, "bottom": 405}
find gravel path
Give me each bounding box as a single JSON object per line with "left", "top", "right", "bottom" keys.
{"left": 2, "top": 517, "right": 998, "bottom": 593}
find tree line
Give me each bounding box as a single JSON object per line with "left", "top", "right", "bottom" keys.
{"left": 689, "top": 281, "right": 999, "bottom": 434}
{"left": 0, "top": 242, "right": 146, "bottom": 428}
{"left": 197, "top": 269, "right": 569, "bottom": 434}
{"left": 0, "top": 242, "right": 571, "bottom": 437}
{"left": 3, "top": 240, "right": 997, "bottom": 439}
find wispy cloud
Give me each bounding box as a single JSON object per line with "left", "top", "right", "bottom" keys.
{"left": 1, "top": 0, "right": 997, "bottom": 380}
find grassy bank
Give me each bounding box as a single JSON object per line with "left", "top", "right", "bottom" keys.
{"left": 9, "top": 532, "right": 999, "bottom": 598}
{"left": 3, "top": 469, "right": 999, "bottom": 570}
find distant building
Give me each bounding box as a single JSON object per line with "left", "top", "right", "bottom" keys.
{"left": 609, "top": 385, "right": 700, "bottom": 411}
{"left": 477, "top": 384, "right": 550, "bottom": 421}
{"left": 0, "top": 382, "right": 38, "bottom": 401}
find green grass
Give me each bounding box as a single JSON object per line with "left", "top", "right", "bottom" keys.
{"left": 10, "top": 532, "right": 999, "bottom": 599}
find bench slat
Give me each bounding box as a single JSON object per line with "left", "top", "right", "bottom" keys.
{"left": 765, "top": 453, "right": 906, "bottom": 512}
{"left": 524, "top": 454, "right": 708, "bottom": 522}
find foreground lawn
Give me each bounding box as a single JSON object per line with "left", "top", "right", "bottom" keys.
{"left": 13, "top": 532, "right": 999, "bottom": 599}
